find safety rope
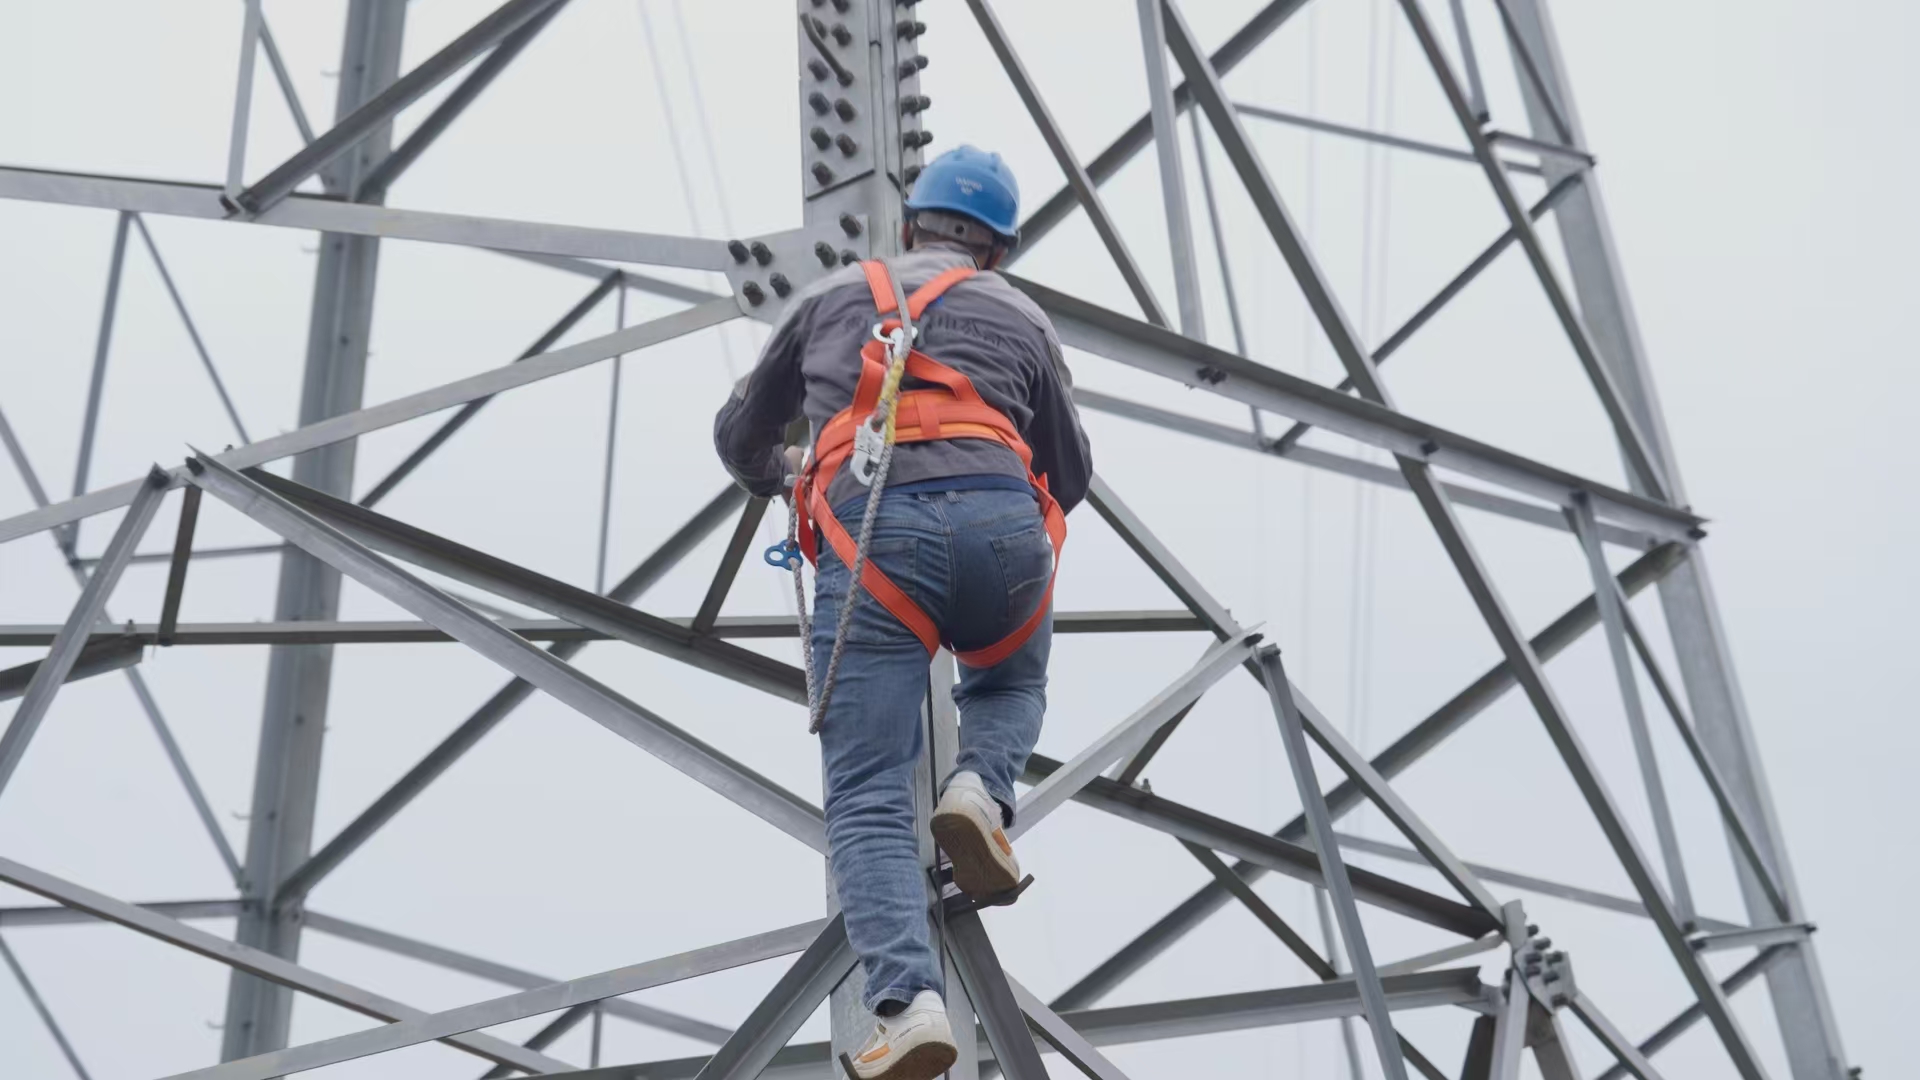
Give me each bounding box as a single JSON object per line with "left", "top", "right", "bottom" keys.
{"left": 776, "top": 264, "right": 919, "bottom": 735}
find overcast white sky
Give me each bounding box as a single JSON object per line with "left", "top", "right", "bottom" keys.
{"left": 0, "top": 1, "right": 1911, "bottom": 1077}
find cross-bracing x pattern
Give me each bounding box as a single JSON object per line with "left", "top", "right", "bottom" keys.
{"left": 0, "top": 0, "right": 1849, "bottom": 1077}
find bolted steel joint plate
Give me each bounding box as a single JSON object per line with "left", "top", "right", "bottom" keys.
{"left": 797, "top": 0, "right": 928, "bottom": 200}
{"left": 724, "top": 221, "right": 872, "bottom": 322}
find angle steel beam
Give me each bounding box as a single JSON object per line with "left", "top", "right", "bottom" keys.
{"left": 187, "top": 453, "right": 828, "bottom": 853}
{"left": 0, "top": 636, "right": 143, "bottom": 702}
{"left": 1269, "top": 173, "right": 1586, "bottom": 454}
{"left": 1570, "top": 991, "right": 1668, "bottom": 1080}
{"left": 1259, "top": 647, "right": 1408, "bottom": 1080}
{"left": 947, "top": 912, "right": 1050, "bottom": 1080}
{"left": 301, "top": 911, "right": 730, "bottom": 1045}
{"left": 1391, "top": 0, "right": 1669, "bottom": 502}
{"left": 0, "top": 166, "right": 737, "bottom": 270}
{"left": 692, "top": 497, "right": 770, "bottom": 634}
{"left": 1236, "top": 103, "right": 1543, "bottom": 174}
{"left": 1136, "top": 0, "right": 1205, "bottom": 338}
{"left": 0, "top": 297, "right": 739, "bottom": 547}
{"left": 1160, "top": 6, "right": 1770, "bottom": 1073}
{"left": 252, "top": 468, "right": 804, "bottom": 701}
{"left": 228, "top": 0, "right": 569, "bottom": 214}
{"left": 1017, "top": 275, "right": 1701, "bottom": 543}
{"left": 0, "top": 470, "right": 164, "bottom": 798}
{"left": 69, "top": 211, "right": 132, "bottom": 553}
{"left": 1076, "top": 387, "right": 1653, "bottom": 546}
{"left": 689, "top": 918, "right": 853, "bottom": 1080}
{"left": 162, "top": 919, "right": 828, "bottom": 1080}
{"left": 0, "top": 611, "right": 1205, "bottom": 648}
{"left": 1594, "top": 946, "right": 1792, "bottom": 1080}
{"left": 359, "top": 270, "right": 620, "bottom": 508}
{"left": 355, "top": 0, "right": 571, "bottom": 200}
{"left": 1008, "top": 973, "right": 1132, "bottom": 1080}
{"left": 0, "top": 899, "right": 243, "bottom": 928}
{"left": 1022, "top": 753, "right": 1497, "bottom": 939}
{"left": 276, "top": 485, "right": 745, "bottom": 904}
{"left": 1500, "top": 0, "right": 1845, "bottom": 1068}
{"left": 0, "top": 932, "right": 92, "bottom": 1080}
{"left": 1011, "top": 630, "right": 1261, "bottom": 835}
{"left": 962, "top": 0, "right": 1166, "bottom": 326}
{"left": 547, "top": 967, "right": 1486, "bottom": 1080}
{"left": 1051, "top": 541, "right": 1684, "bottom": 1011}
{"left": 1012, "top": 0, "right": 1313, "bottom": 254}
{"left": 0, "top": 857, "right": 569, "bottom": 1075}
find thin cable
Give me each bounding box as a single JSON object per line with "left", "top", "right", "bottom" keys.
{"left": 669, "top": 0, "right": 735, "bottom": 238}
{"left": 1296, "top": 5, "right": 1319, "bottom": 696}
{"left": 131, "top": 214, "right": 252, "bottom": 445}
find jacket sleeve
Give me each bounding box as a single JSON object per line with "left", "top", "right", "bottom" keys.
{"left": 1025, "top": 319, "right": 1094, "bottom": 514}
{"left": 713, "top": 298, "right": 811, "bottom": 498}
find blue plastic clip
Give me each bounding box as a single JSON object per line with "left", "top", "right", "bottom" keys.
{"left": 764, "top": 539, "right": 802, "bottom": 570}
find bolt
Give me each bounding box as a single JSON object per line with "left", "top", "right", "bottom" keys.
{"left": 903, "top": 163, "right": 922, "bottom": 184}
{"left": 897, "top": 0, "right": 919, "bottom": 6}
{"left": 898, "top": 55, "right": 929, "bottom": 79}
{"left": 1548, "top": 951, "right": 1567, "bottom": 963}
{"left": 749, "top": 240, "right": 773, "bottom": 266}
{"left": 901, "top": 94, "right": 931, "bottom": 115}
{"left": 1533, "top": 937, "right": 1553, "bottom": 950}
{"left": 811, "top": 126, "right": 832, "bottom": 149}
{"left": 1527, "top": 924, "right": 1540, "bottom": 936}
{"left": 840, "top": 248, "right": 859, "bottom": 265}
{"left": 1551, "top": 992, "right": 1570, "bottom": 1009}
{"left": 809, "top": 91, "right": 831, "bottom": 115}
{"left": 831, "top": 23, "right": 853, "bottom": 46}
{"left": 1543, "top": 971, "right": 1562, "bottom": 983}
{"left": 812, "top": 162, "right": 836, "bottom": 186}
{"left": 831, "top": 0, "right": 850, "bottom": 10}
{"left": 808, "top": 58, "right": 831, "bottom": 81}
{"left": 897, "top": 19, "right": 926, "bottom": 39}
{"left": 837, "top": 67, "right": 855, "bottom": 87}
{"left": 839, "top": 212, "right": 862, "bottom": 237}
{"left": 810, "top": 16, "right": 829, "bottom": 37}
{"left": 1419, "top": 439, "right": 1439, "bottom": 456}
{"left": 770, "top": 272, "right": 793, "bottom": 298}
{"left": 742, "top": 281, "right": 766, "bottom": 306}
{"left": 903, "top": 130, "right": 933, "bottom": 149}
{"left": 815, "top": 241, "right": 839, "bottom": 266}
{"left": 835, "top": 98, "right": 856, "bottom": 121}
{"left": 727, "top": 239, "right": 750, "bottom": 263}
{"left": 836, "top": 133, "right": 858, "bottom": 156}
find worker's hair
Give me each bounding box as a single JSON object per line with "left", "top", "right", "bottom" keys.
{"left": 908, "top": 208, "right": 1008, "bottom": 266}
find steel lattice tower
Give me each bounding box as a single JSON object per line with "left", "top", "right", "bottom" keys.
{"left": 0, "top": 1, "right": 1854, "bottom": 1078}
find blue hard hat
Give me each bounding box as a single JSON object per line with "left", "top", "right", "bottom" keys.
{"left": 905, "top": 145, "right": 1021, "bottom": 239}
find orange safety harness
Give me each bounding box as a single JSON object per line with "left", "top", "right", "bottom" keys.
{"left": 792, "top": 260, "right": 1068, "bottom": 682}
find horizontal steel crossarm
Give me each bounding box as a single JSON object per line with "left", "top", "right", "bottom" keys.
{"left": 185, "top": 454, "right": 828, "bottom": 853}
{"left": 1048, "top": 539, "right": 1685, "bottom": 1012}
{"left": 1686, "top": 923, "right": 1813, "bottom": 954}
{"left": 162, "top": 918, "right": 829, "bottom": 1080}
{"left": 1014, "top": 276, "right": 1702, "bottom": 542}
{"left": 1331, "top": 831, "right": 1743, "bottom": 932}
{"left": 0, "top": 165, "right": 736, "bottom": 270}
{"left": 301, "top": 911, "right": 730, "bottom": 1044}
{"left": 0, "top": 296, "right": 738, "bottom": 546}
{"left": 246, "top": 468, "right": 805, "bottom": 703}
{"left": 1235, "top": 102, "right": 1544, "bottom": 174}
{"left": 1075, "top": 387, "right": 1653, "bottom": 546}
{"left": 1022, "top": 753, "right": 1498, "bottom": 938}
{"left": 1010, "top": 630, "right": 1262, "bottom": 836}
{"left": 228, "top": 0, "right": 571, "bottom": 214}
{"left": 0, "top": 611, "right": 1207, "bottom": 647}
{"left": 0, "top": 857, "right": 570, "bottom": 1075}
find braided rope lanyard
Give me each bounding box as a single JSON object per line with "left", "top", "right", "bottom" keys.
{"left": 768, "top": 265, "right": 918, "bottom": 735}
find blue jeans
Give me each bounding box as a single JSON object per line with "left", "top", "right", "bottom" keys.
{"left": 813, "top": 488, "right": 1053, "bottom": 1013}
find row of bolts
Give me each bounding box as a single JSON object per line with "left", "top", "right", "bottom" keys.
{"left": 726, "top": 0, "right": 930, "bottom": 306}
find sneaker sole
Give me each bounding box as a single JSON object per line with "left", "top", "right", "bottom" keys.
{"left": 931, "top": 805, "right": 1020, "bottom": 898}
{"left": 839, "top": 1040, "right": 959, "bottom": 1080}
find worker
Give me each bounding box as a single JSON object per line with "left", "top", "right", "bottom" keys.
{"left": 714, "top": 145, "right": 1092, "bottom": 1080}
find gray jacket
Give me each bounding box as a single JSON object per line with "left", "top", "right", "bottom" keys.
{"left": 713, "top": 244, "right": 1093, "bottom": 513}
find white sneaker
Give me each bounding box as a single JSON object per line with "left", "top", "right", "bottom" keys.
{"left": 932, "top": 771, "right": 1021, "bottom": 898}
{"left": 840, "top": 990, "right": 958, "bottom": 1080}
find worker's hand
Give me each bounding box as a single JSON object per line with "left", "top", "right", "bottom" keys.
{"left": 781, "top": 445, "right": 806, "bottom": 487}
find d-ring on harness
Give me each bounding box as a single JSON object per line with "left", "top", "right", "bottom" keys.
{"left": 780, "top": 260, "right": 1068, "bottom": 734}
